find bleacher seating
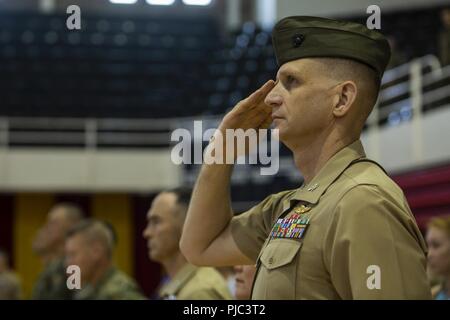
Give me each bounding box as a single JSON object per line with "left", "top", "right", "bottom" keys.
{"left": 0, "top": 11, "right": 220, "bottom": 118}
{"left": 0, "top": 6, "right": 447, "bottom": 119}
{"left": 205, "top": 6, "right": 447, "bottom": 117}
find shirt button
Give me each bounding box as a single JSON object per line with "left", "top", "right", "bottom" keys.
{"left": 268, "top": 257, "right": 274, "bottom": 264}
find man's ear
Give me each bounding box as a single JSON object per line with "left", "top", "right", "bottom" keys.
{"left": 332, "top": 81, "right": 357, "bottom": 117}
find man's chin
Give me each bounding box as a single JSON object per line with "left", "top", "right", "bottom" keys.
{"left": 149, "top": 252, "right": 161, "bottom": 263}
{"left": 275, "top": 127, "right": 288, "bottom": 143}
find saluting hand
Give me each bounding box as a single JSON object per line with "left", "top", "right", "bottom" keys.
{"left": 218, "top": 80, "right": 275, "bottom": 132}
{"left": 207, "top": 80, "right": 276, "bottom": 163}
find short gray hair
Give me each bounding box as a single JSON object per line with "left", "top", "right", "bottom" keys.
{"left": 67, "top": 219, "right": 115, "bottom": 258}
{"left": 51, "top": 202, "right": 85, "bottom": 224}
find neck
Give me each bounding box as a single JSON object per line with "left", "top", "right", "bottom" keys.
{"left": 163, "top": 252, "right": 187, "bottom": 279}
{"left": 290, "top": 133, "right": 357, "bottom": 185}
{"left": 42, "top": 249, "right": 64, "bottom": 265}
{"left": 89, "top": 259, "right": 112, "bottom": 287}
{"left": 49, "top": 243, "right": 65, "bottom": 261}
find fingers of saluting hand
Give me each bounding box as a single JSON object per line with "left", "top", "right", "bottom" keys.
{"left": 235, "top": 80, "right": 276, "bottom": 114}
{"left": 237, "top": 106, "right": 272, "bottom": 130}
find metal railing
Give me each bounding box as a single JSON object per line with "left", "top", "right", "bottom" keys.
{"left": 0, "top": 55, "right": 449, "bottom": 149}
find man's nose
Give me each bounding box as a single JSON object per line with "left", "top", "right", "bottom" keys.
{"left": 143, "top": 226, "right": 151, "bottom": 239}
{"left": 264, "top": 85, "right": 282, "bottom": 108}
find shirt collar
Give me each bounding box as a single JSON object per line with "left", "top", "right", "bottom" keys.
{"left": 159, "top": 263, "right": 198, "bottom": 298}
{"left": 283, "top": 139, "right": 366, "bottom": 209}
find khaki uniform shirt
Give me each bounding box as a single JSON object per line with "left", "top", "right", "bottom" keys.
{"left": 231, "top": 140, "right": 431, "bottom": 299}
{"left": 74, "top": 267, "right": 145, "bottom": 300}
{"left": 159, "top": 264, "right": 232, "bottom": 300}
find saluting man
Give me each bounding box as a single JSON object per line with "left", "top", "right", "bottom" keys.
{"left": 180, "top": 16, "right": 431, "bottom": 300}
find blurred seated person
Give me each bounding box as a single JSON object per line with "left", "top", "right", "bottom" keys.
{"left": 234, "top": 265, "right": 256, "bottom": 300}
{"left": 217, "top": 266, "right": 236, "bottom": 298}
{"left": 65, "top": 219, "right": 145, "bottom": 300}
{"left": 32, "top": 203, "right": 84, "bottom": 300}
{"left": 426, "top": 215, "right": 450, "bottom": 300}
{"left": 143, "top": 188, "right": 232, "bottom": 300}
{"left": 0, "top": 249, "right": 21, "bottom": 300}
{"left": 439, "top": 7, "right": 450, "bottom": 66}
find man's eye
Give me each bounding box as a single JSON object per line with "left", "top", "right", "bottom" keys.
{"left": 430, "top": 242, "right": 440, "bottom": 249}
{"left": 286, "top": 75, "right": 297, "bottom": 86}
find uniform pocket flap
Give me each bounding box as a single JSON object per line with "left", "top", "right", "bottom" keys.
{"left": 259, "top": 239, "right": 302, "bottom": 270}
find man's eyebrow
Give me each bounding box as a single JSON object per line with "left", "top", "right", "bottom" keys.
{"left": 277, "top": 68, "right": 302, "bottom": 80}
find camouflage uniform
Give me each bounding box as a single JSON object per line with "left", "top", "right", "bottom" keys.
{"left": 32, "top": 258, "right": 72, "bottom": 300}
{"left": 73, "top": 267, "right": 145, "bottom": 300}
{"left": 0, "top": 271, "right": 22, "bottom": 300}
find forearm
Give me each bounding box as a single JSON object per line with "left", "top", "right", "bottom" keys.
{"left": 180, "top": 161, "right": 234, "bottom": 262}
{"left": 180, "top": 80, "right": 275, "bottom": 264}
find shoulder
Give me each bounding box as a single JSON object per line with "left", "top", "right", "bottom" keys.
{"left": 193, "top": 266, "right": 226, "bottom": 282}
{"left": 333, "top": 183, "right": 410, "bottom": 223}
{"left": 98, "top": 270, "right": 144, "bottom": 300}
{"left": 326, "top": 160, "right": 418, "bottom": 231}
{"left": 1, "top": 271, "right": 21, "bottom": 284}
{"left": 179, "top": 267, "right": 232, "bottom": 300}
{"left": 0, "top": 272, "right": 21, "bottom": 290}
{"left": 342, "top": 160, "right": 403, "bottom": 195}
{"left": 104, "top": 269, "right": 139, "bottom": 290}
{"left": 334, "top": 160, "right": 407, "bottom": 210}
{"left": 327, "top": 167, "right": 424, "bottom": 249}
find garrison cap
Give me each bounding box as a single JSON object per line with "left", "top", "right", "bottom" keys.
{"left": 272, "top": 16, "right": 391, "bottom": 79}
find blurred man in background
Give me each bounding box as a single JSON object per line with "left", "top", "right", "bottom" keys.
{"left": 426, "top": 215, "right": 450, "bottom": 300}
{"left": 143, "top": 188, "right": 232, "bottom": 300}
{"left": 65, "top": 219, "right": 144, "bottom": 300}
{"left": 234, "top": 265, "right": 256, "bottom": 300}
{"left": 217, "top": 266, "right": 237, "bottom": 298}
{"left": 32, "top": 203, "right": 84, "bottom": 300}
{"left": 0, "top": 249, "right": 21, "bottom": 300}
